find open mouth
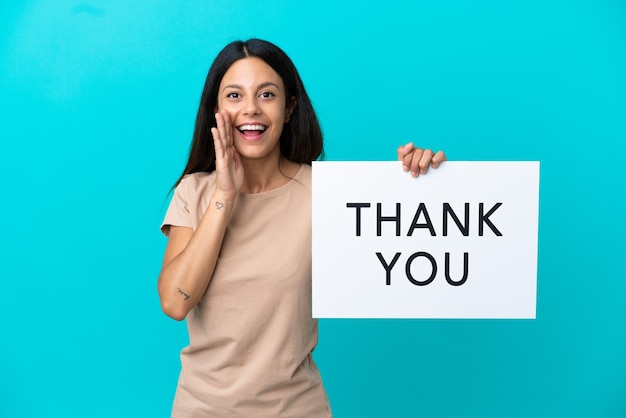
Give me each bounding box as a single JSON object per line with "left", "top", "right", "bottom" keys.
{"left": 237, "top": 124, "right": 267, "bottom": 137}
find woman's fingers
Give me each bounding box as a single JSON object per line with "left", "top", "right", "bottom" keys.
{"left": 398, "top": 142, "right": 414, "bottom": 161}
{"left": 397, "top": 143, "right": 446, "bottom": 177}
{"left": 213, "top": 110, "right": 245, "bottom": 193}
{"left": 219, "top": 111, "right": 232, "bottom": 147}
{"left": 212, "top": 126, "right": 224, "bottom": 160}
{"left": 214, "top": 111, "right": 234, "bottom": 162}
{"left": 417, "top": 149, "right": 435, "bottom": 175}
{"left": 432, "top": 150, "right": 447, "bottom": 169}
{"left": 407, "top": 148, "right": 423, "bottom": 177}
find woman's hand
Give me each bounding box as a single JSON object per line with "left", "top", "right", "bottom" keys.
{"left": 397, "top": 142, "right": 446, "bottom": 177}
{"left": 212, "top": 111, "right": 244, "bottom": 200}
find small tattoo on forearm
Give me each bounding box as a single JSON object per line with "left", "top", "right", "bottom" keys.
{"left": 177, "top": 288, "right": 190, "bottom": 300}
{"left": 215, "top": 202, "right": 224, "bottom": 210}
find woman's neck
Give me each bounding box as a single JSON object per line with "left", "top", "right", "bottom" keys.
{"left": 240, "top": 156, "right": 300, "bottom": 194}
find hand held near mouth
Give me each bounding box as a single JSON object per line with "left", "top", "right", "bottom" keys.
{"left": 212, "top": 111, "right": 245, "bottom": 203}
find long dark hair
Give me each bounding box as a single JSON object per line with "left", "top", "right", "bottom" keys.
{"left": 172, "top": 39, "right": 323, "bottom": 189}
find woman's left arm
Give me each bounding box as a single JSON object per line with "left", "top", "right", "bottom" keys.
{"left": 397, "top": 142, "right": 446, "bottom": 177}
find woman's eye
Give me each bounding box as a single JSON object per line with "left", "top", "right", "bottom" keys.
{"left": 259, "top": 91, "right": 275, "bottom": 99}
{"left": 226, "top": 92, "right": 240, "bottom": 99}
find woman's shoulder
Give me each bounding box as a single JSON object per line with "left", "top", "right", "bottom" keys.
{"left": 181, "top": 170, "right": 215, "bottom": 183}
{"left": 295, "top": 163, "right": 311, "bottom": 181}
{"left": 289, "top": 163, "right": 311, "bottom": 192}
{"left": 176, "top": 171, "right": 217, "bottom": 197}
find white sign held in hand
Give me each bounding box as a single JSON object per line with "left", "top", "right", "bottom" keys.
{"left": 312, "top": 161, "right": 540, "bottom": 319}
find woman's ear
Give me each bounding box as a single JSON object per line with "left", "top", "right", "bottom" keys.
{"left": 285, "top": 97, "right": 297, "bottom": 123}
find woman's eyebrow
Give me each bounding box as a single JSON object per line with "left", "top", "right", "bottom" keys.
{"left": 222, "top": 84, "right": 243, "bottom": 92}
{"left": 258, "top": 82, "right": 281, "bottom": 91}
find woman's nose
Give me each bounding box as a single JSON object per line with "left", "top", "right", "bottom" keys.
{"left": 243, "top": 97, "right": 261, "bottom": 115}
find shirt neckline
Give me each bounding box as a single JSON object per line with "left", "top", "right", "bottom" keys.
{"left": 239, "top": 164, "right": 306, "bottom": 200}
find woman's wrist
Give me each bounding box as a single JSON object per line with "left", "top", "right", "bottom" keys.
{"left": 210, "top": 191, "right": 237, "bottom": 212}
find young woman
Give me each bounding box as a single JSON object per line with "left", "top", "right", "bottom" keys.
{"left": 158, "top": 39, "right": 445, "bottom": 417}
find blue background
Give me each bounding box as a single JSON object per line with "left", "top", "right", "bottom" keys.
{"left": 1, "top": 1, "right": 625, "bottom": 417}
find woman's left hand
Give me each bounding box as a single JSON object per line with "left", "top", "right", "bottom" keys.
{"left": 397, "top": 142, "right": 446, "bottom": 177}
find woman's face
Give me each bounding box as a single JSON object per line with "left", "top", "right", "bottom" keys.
{"left": 216, "top": 57, "right": 296, "bottom": 162}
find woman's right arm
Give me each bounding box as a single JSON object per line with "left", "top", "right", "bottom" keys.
{"left": 158, "top": 111, "right": 243, "bottom": 320}
{"left": 157, "top": 192, "right": 235, "bottom": 320}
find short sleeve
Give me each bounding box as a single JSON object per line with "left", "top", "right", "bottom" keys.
{"left": 161, "top": 177, "right": 193, "bottom": 236}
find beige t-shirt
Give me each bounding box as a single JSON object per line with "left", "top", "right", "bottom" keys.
{"left": 161, "top": 164, "right": 332, "bottom": 418}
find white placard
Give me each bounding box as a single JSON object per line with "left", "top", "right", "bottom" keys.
{"left": 312, "top": 161, "right": 539, "bottom": 319}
